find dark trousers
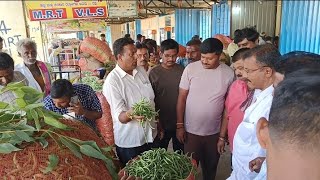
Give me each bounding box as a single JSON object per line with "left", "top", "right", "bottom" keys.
{"left": 116, "top": 143, "right": 151, "bottom": 166}
{"left": 185, "top": 132, "right": 220, "bottom": 180}
{"left": 153, "top": 130, "right": 184, "bottom": 152}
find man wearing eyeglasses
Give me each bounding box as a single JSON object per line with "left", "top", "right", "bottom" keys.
{"left": 149, "top": 39, "right": 184, "bottom": 152}
{"left": 228, "top": 44, "right": 281, "bottom": 180}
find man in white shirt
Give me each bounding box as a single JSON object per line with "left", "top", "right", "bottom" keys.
{"left": 228, "top": 44, "right": 281, "bottom": 180}
{"left": 103, "top": 37, "right": 155, "bottom": 166}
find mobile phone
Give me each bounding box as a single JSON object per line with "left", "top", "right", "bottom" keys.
{"left": 70, "top": 95, "right": 79, "bottom": 105}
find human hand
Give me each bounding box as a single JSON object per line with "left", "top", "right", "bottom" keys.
{"left": 249, "top": 157, "right": 266, "bottom": 173}
{"left": 176, "top": 128, "right": 186, "bottom": 143}
{"left": 68, "top": 102, "right": 85, "bottom": 116}
{"left": 126, "top": 108, "right": 145, "bottom": 122}
{"left": 119, "top": 170, "right": 142, "bottom": 180}
{"left": 217, "top": 138, "right": 226, "bottom": 154}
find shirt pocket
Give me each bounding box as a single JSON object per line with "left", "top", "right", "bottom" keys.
{"left": 237, "top": 121, "right": 255, "bottom": 146}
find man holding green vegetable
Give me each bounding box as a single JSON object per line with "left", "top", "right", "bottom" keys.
{"left": 103, "top": 37, "right": 156, "bottom": 166}
{"left": 177, "top": 38, "right": 234, "bottom": 180}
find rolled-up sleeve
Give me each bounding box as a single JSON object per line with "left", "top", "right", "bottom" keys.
{"left": 103, "top": 79, "right": 127, "bottom": 123}
{"left": 87, "top": 88, "right": 102, "bottom": 113}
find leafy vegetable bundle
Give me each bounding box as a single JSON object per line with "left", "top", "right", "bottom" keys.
{"left": 81, "top": 72, "right": 103, "bottom": 91}
{"left": 131, "top": 98, "right": 158, "bottom": 142}
{"left": 132, "top": 98, "right": 158, "bottom": 127}
{"left": 125, "top": 148, "right": 197, "bottom": 180}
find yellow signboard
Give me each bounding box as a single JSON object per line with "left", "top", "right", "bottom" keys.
{"left": 25, "top": 0, "right": 107, "bottom": 21}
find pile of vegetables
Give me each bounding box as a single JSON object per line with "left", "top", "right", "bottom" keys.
{"left": 81, "top": 71, "right": 103, "bottom": 91}
{"left": 125, "top": 148, "right": 197, "bottom": 180}
{"left": 0, "top": 82, "right": 117, "bottom": 179}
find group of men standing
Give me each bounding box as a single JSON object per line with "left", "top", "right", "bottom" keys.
{"left": 103, "top": 36, "right": 234, "bottom": 180}
{"left": 104, "top": 26, "right": 320, "bottom": 180}
{"left": 1, "top": 29, "right": 319, "bottom": 180}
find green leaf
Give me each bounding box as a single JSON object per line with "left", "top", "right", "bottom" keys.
{"left": 79, "top": 144, "right": 107, "bottom": 161}
{"left": 60, "top": 137, "right": 82, "bottom": 159}
{"left": 39, "top": 138, "right": 49, "bottom": 148}
{"left": 24, "top": 103, "right": 44, "bottom": 111}
{"left": 41, "top": 154, "right": 59, "bottom": 174}
{"left": 43, "top": 110, "right": 63, "bottom": 119}
{"left": 0, "top": 143, "right": 21, "bottom": 154}
{"left": 82, "top": 141, "right": 101, "bottom": 152}
{"left": 29, "top": 109, "right": 41, "bottom": 131}
{"left": 0, "top": 113, "right": 19, "bottom": 123}
{"left": 44, "top": 116, "right": 68, "bottom": 130}
{"left": 101, "top": 146, "right": 113, "bottom": 153}
{"left": 103, "top": 158, "right": 118, "bottom": 180}
{"left": 15, "top": 130, "right": 34, "bottom": 142}
{"left": 1, "top": 81, "right": 25, "bottom": 92}
{"left": 0, "top": 102, "right": 9, "bottom": 109}
{"left": 16, "top": 98, "right": 27, "bottom": 108}
{"left": 15, "top": 89, "right": 26, "bottom": 98}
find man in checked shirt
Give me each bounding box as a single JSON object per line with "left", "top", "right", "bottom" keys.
{"left": 43, "top": 79, "right": 102, "bottom": 130}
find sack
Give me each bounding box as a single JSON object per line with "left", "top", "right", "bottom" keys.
{"left": 96, "top": 92, "right": 115, "bottom": 146}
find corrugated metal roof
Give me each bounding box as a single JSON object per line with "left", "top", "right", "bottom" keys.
{"left": 280, "top": 0, "right": 320, "bottom": 54}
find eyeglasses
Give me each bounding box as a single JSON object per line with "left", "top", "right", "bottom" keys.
{"left": 244, "top": 66, "right": 269, "bottom": 74}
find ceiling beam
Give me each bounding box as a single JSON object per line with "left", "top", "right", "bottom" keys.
{"left": 143, "top": 6, "right": 211, "bottom": 9}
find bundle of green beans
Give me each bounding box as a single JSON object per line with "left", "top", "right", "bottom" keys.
{"left": 132, "top": 98, "right": 158, "bottom": 128}
{"left": 125, "top": 149, "right": 196, "bottom": 180}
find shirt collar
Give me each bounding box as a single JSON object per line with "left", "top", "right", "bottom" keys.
{"left": 255, "top": 85, "right": 274, "bottom": 101}
{"left": 115, "top": 64, "right": 138, "bottom": 78}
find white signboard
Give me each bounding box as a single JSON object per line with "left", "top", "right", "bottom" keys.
{"left": 108, "top": 1, "right": 137, "bottom": 17}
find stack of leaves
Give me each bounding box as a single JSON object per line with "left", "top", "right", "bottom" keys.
{"left": 125, "top": 148, "right": 197, "bottom": 180}
{"left": 81, "top": 71, "right": 103, "bottom": 91}
{"left": 0, "top": 81, "right": 117, "bottom": 179}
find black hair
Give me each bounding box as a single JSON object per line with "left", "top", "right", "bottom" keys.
{"left": 112, "top": 37, "right": 135, "bottom": 60}
{"left": 200, "top": 38, "right": 223, "bottom": 54}
{"left": 50, "top": 79, "right": 74, "bottom": 99}
{"left": 269, "top": 69, "right": 320, "bottom": 148}
{"left": 124, "top": 34, "right": 131, "bottom": 38}
{"left": 160, "top": 39, "right": 179, "bottom": 53}
{"left": 0, "top": 52, "right": 14, "bottom": 70}
{"left": 100, "top": 34, "right": 106, "bottom": 37}
{"left": 265, "top": 36, "right": 272, "bottom": 41}
{"left": 234, "top": 27, "right": 259, "bottom": 44}
{"left": 186, "top": 39, "right": 202, "bottom": 47}
{"left": 274, "top": 51, "right": 320, "bottom": 75}
{"left": 0, "top": 36, "right": 3, "bottom": 42}
{"left": 243, "top": 44, "right": 281, "bottom": 69}
{"left": 136, "top": 43, "right": 148, "bottom": 50}
{"left": 137, "top": 34, "right": 142, "bottom": 39}
{"left": 231, "top": 48, "right": 250, "bottom": 63}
